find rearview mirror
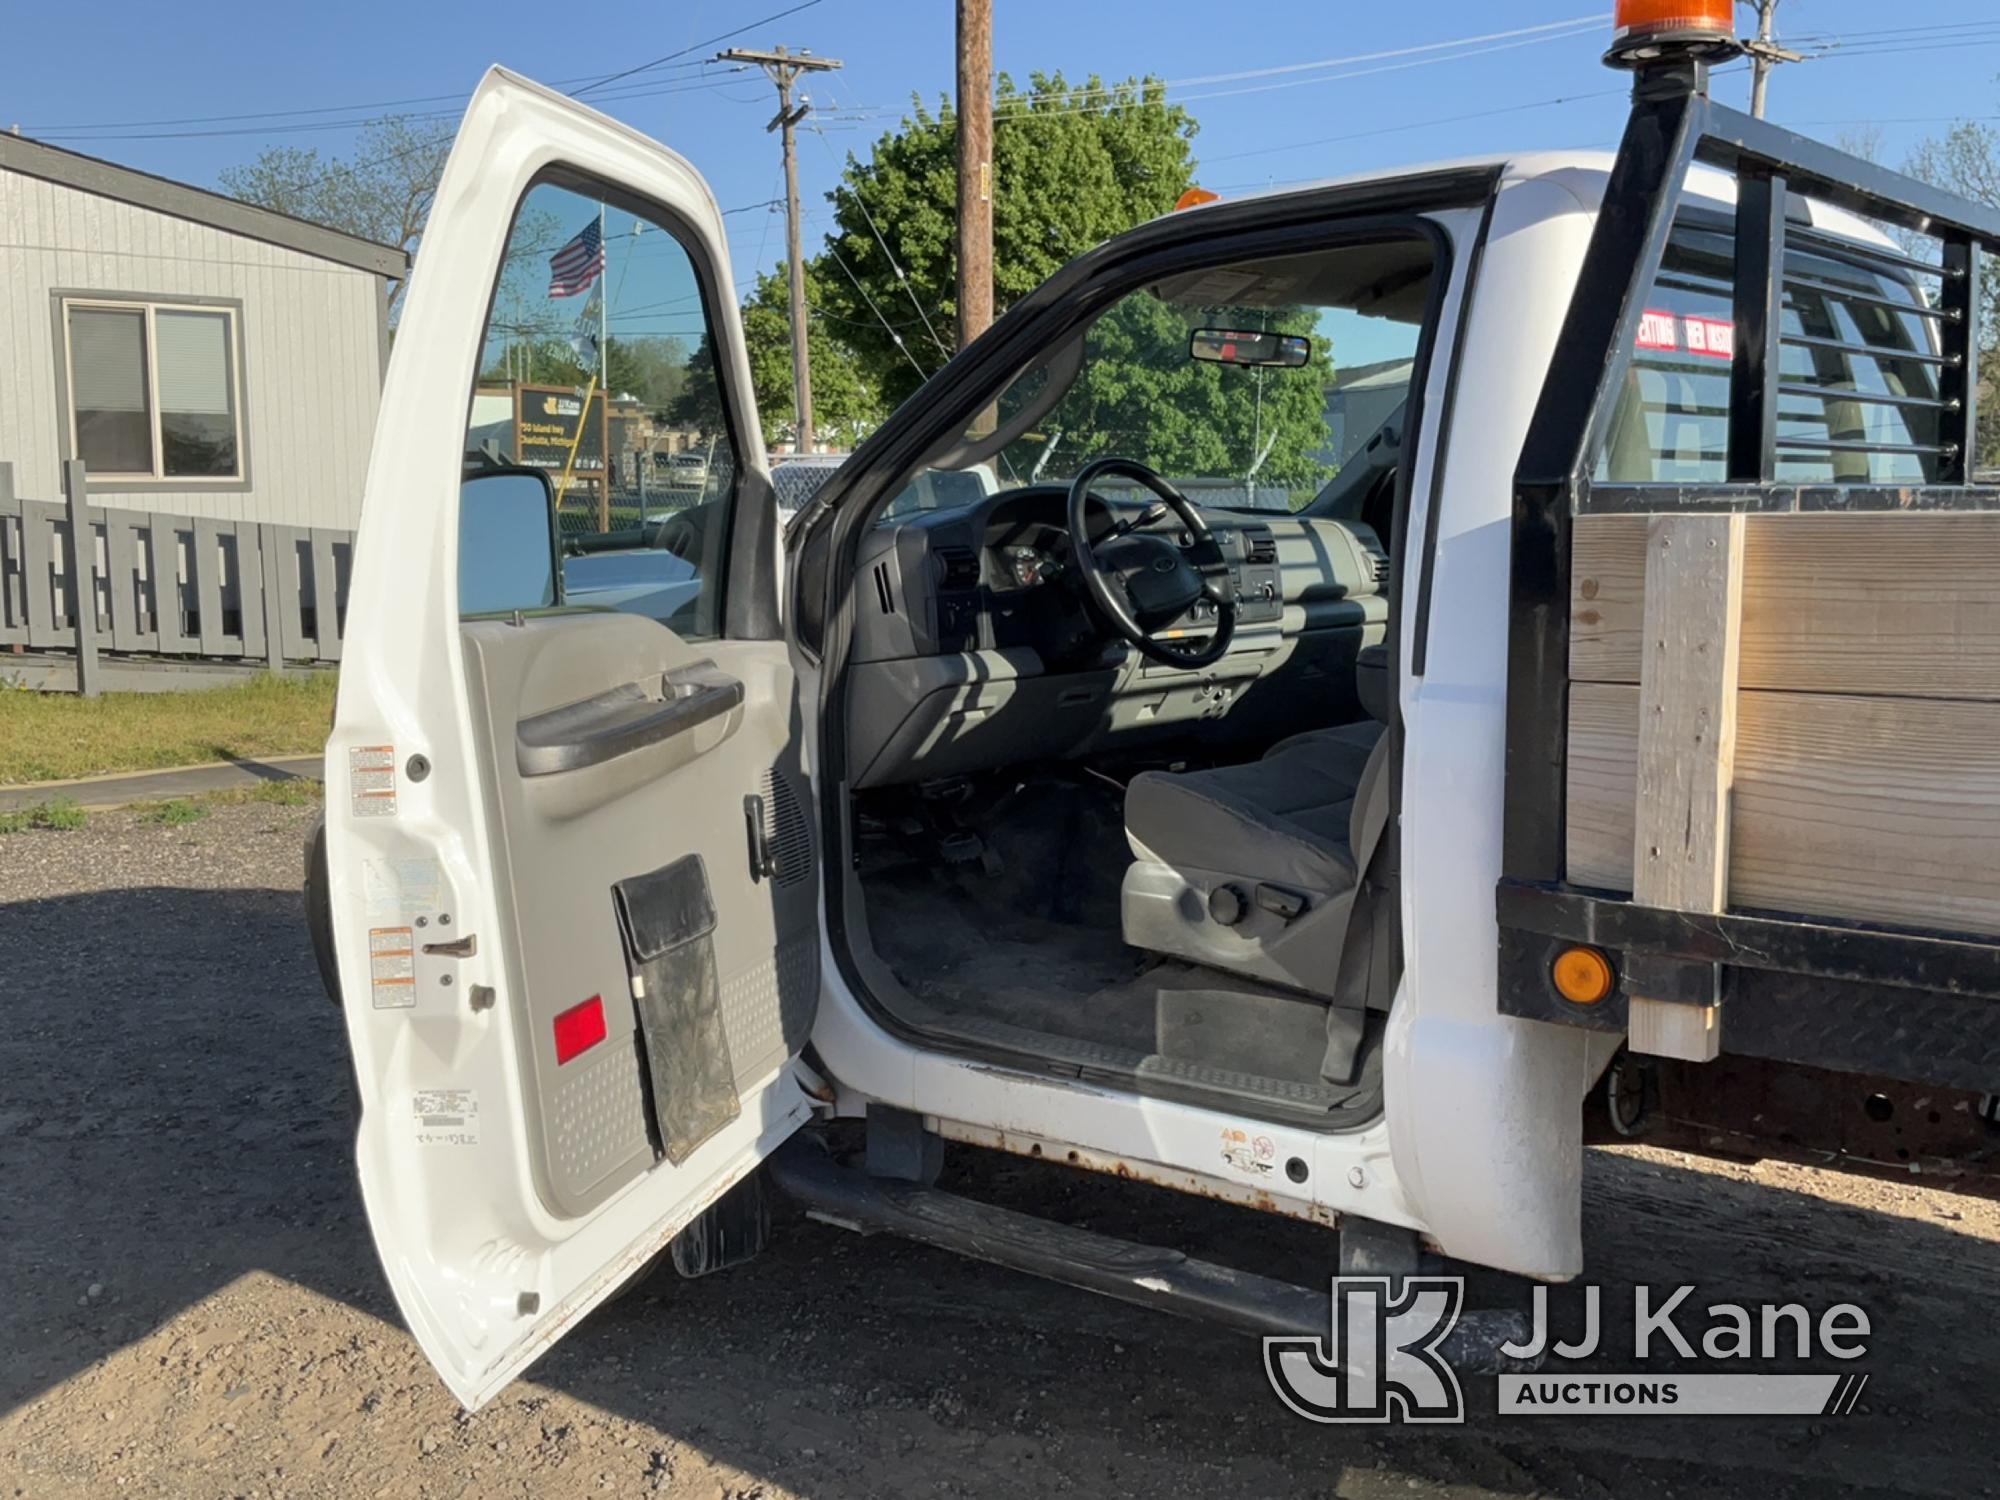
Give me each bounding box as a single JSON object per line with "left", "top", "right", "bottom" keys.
{"left": 459, "top": 466, "right": 561, "bottom": 617}
{"left": 1189, "top": 328, "right": 1311, "bottom": 369}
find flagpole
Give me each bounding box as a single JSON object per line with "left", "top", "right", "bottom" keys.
{"left": 598, "top": 201, "right": 609, "bottom": 526}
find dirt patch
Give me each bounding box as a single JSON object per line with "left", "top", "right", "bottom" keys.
{"left": 3, "top": 805, "right": 1996, "bottom": 1497}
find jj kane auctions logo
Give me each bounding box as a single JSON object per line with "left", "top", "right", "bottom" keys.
{"left": 1267, "top": 1279, "right": 1872, "bottom": 1422}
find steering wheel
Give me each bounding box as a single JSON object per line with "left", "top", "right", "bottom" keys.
{"left": 1065, "top": 457, "right": 1236, "bottom": 669}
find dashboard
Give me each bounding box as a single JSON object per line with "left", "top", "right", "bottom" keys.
{"left": 846, "top": 485, "right": 1391, "bottom": 789}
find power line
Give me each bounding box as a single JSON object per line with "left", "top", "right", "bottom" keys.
{"left": 15, "top": 60, "right": 719, "bottom": 134}
{"left": 816, "top": 16, "right": 1606, "bottom": 127}
{"left": 807, "top": 122, "right": 954, "bottom": 363}
{"left": 24, "top": 0, "right": 824, "bottom": 147}
{"left": 570, "top": 0, "right": 824, "bottom": 99}
{"left": 818, "top": 25, "right": 1608, "bottom": 135}
{"left": 975, "top": 14, "right": 1612, "bottom": 112}
{"left": 1808, "top": 36, "right": 2000, "bottom": 62}
{"left": 1000, "top": 27, "right": 1606, "bottom": 121}
{"left": 820, "top": 236, "right": 933, "bottom": 385}
{"left": 1787, "top": 20, "right": 2000, "bottom": 46}
{"left": 1203, "top": 85, "right": 1630, "bottom": 166}
{"left": 27, "top": 73, "right": 760, "bottom": 144}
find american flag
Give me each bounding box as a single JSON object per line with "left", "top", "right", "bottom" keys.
{"left": 547, "top": 219, "right": 605, "bottom": 298}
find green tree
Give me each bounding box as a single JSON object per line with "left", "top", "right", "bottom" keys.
{"left": 1903, "top": 122, "right": 2000, "bottom": 472}
{"left": 480, "top": 333, "right": 692, "bottom": 412}
{"left": 814, "top": 72, "right": 1199, "bottom": 410}
{"left": 608, "top": 335, "right": 692, "bottom": 415}
{"left": 667, "top": 336, "right": 727, "bottom": 439}
{"left": 814, "top": 75, "right": 1334, "bottom": 489}
{"left": 219, "top": 115, "right": 454, "bottom": 319}
{"left": 996, "top": 294, "right": 1335, "bottom": 492}
{"left": 739, "top": 267, "right": 883, "bottom": 448}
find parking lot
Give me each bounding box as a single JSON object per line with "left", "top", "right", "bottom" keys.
{"left": 4, "top": 801, "right": 1998, "bottom": 1499}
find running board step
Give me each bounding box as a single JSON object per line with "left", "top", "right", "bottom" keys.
{"left": 765, "top": 1138, "right": 1533, "bottom": 1371}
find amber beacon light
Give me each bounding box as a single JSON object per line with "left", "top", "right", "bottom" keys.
{"left": 1605, "top": 0, "right": 1744, "bottom": 68}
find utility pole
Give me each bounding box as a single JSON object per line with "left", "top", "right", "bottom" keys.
{"left": 1742, "top": 0, "right": 1802, "bottom": 119}
{"left": 955, "top": 0, "right": 994, "bottom": 351}
{"left": 719, "top": 45, "right": 842, "bottom": 453}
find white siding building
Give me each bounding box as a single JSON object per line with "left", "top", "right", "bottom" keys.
{"left": 0, "top": 133, "right": 407, "bottom": 530}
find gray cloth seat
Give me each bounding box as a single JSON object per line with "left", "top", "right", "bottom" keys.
{"left": 1120, "top": 718, "right": 1390, "bottom": 1004}
{"left": 1123, "top": 721, "right": 1383, "bottom": 896}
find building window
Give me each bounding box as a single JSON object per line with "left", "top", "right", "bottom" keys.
{"left": 63, "top": 299, "right": 243, "bottom": 481}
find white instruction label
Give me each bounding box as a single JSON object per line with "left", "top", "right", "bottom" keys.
{"left": 368, "top": 926, "right": 416, "bottom": 1010}
{"left": 362, "top": 855, "right": 442, "bottom": 923}
{"left": 348, "top": 745, "right": 397, "bottom": 818}
{"left": 414, "top": 1088, "right": 480, "bottom": 1147}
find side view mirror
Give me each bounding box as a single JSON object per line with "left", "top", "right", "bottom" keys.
{"left": 459, "top": 466, "right": 562, "bottom": 617}
{"left": 1189, "top": 328, "right": 1312, "bottom": 369}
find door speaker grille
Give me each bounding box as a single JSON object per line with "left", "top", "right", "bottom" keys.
{"left": 760, "top": 768, "right": 813, "bottom": 887}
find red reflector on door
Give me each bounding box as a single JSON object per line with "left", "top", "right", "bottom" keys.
{"left": 553, "top": 995, "right": 607, "bottom": 1064}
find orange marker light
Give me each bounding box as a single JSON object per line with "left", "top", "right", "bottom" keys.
{"left": 1551, "top": 946, "right": 1616, "bottom": 1006}
{"left": 1175, "top": 187, "right": 1221, "bottom": 212}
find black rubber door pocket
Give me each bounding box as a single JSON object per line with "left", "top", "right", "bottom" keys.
{"left": 611, "top": 854, "right": 740, "bottom": 1164}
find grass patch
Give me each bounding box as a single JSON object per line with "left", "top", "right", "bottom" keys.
{"left": 0, "top": 672, "right": 336, "bottom": 784}
{"left": 206, "top": 777, "right": 325, "bottom": 808}
{"left": 0, "top": 797, "right": 88, "bottom": 834}
{"left": 142, "top": 798, "right": 210, "bottom": 826}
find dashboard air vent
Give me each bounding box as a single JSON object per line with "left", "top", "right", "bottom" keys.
{"left": 872, "top": 561, "right": 896, "bottom": 615}
{"left": 934, "top": 545, "right": 981, "bottom": 592}
{"left": 1244, "top": 527, "right": 1277, "bottom": 566}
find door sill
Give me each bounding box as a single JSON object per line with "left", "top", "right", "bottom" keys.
{"left": 872, "top": 991, "right": 1387, "bottom": 1134}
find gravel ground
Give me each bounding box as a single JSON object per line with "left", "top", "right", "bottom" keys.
{"left": 3, "top": 804, "right": 1998, "bottom": 1498}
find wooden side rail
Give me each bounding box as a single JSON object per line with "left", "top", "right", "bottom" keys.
{"left": 1567, "top": 510, "right": 2000, "bottom": 1058}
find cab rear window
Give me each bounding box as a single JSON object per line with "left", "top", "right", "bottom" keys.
{"left": 1599, "top": 218, "right": 1945, "bottom": 485}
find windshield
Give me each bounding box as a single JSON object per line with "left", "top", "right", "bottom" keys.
{"left": 923, "top": 238, "right": 1435, "bottom": 515}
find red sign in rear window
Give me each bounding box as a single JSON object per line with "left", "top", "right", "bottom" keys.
{"left": 1636, "top": 308, "right": 1734, "bottom": 359}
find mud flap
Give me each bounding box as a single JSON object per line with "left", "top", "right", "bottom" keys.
{"left": 670, "top": 1168, "right": 772, "bottom": 1277}
{"left": 612, "top": 854, "right": 740, "bottom": 1163}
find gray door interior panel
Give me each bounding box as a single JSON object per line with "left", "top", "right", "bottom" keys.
{"left": 462, "top": 613, "right": 819, "bottom": 1219}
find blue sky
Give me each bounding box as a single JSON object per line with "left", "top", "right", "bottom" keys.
{"left": 9, "top": 0, "right": 2000, "bottom": 306}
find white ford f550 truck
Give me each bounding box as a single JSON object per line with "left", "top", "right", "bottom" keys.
{"left": 308, "top": 6, "right": 2000, "bottom": 1408}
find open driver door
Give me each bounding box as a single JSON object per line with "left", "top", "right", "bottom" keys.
{"left": 323, "top": 69, "right": 821, "bottom": 1408}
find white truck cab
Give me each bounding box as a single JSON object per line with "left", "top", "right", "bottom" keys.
{"left": 317, "top": 19, "right": 2000, "bottom": 1409}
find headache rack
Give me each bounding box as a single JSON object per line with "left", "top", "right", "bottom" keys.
{"left": 1496, "top": 59, "right": 2000, "bottom": 1086}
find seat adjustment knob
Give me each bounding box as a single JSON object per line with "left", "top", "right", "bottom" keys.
{"left": 1207, "top": 883, "right": 1250, "bottom": 926}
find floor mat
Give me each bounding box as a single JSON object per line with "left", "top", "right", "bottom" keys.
{"left": 855, "top": 769, "right": 1383, "bottom": 1116}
